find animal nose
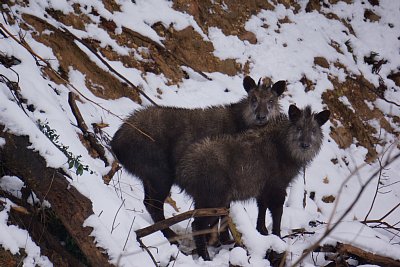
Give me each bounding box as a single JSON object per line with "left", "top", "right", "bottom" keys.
{"left": 301, "top": 143, "right": 310, "bottom": 149}
{"left": 257, "top": 114, "right": 266, "bottom": 120}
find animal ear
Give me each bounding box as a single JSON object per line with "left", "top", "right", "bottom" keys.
{"left": 288, "top": 105, "right": 301, "bottom": 121}
{"left": 315, "top": 110, "right": 330, "bottom": 126}
{"left": 243, "top": 76, "right": 257, "bottom": 92}
{"left": 271, "top": 80, "right": 286, "bottom": 96}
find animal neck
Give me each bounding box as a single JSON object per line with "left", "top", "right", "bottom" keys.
{"left": 230, "top": 98, "right": 252, "bottom": 130}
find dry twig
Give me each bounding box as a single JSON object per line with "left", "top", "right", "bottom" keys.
{"left": 68, "top": 92, "right": 109, "bottom": 167}
{"left": 135, "top": 207, "right": 229, "bottom": 240}
{"left": 102, "top": 161, "right": 121, "bottom": 185}
{"left": 316, "top": 243, "right": 400, "bottom": 267}
{"left": 292, "top": 152, "right": 400, "bottom": 267}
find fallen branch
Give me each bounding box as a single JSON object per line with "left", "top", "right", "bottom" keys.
{"left": 282, "top": 229, "right": 315, "bottom": 239}
{"left": 0, "top": 126, "right": 113, "bottom": 266}
{"left": 68, "top": 92, "right": 109, "bottom": 167}
{"left": 135, "top": 207, "right": 229, "bottom": 240}
{"left": 316, "top": 243, "right": 400, "bottom": 267}
{"left": 137, "top": 238, "right": 159, "bottom": 267}
{"left": 102, "top": 161, "right": 121, "bottom": 185}
{"left": 364, "top": 220, "right": 400, "bottom": 231}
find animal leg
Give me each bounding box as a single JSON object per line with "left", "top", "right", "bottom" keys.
{"left": 206, "top": 216, "right": 221, "bottom": 247}
{"left": 256, "top": 197, "right": 269, "bottom": 235}
{"left": 192, "top": 217, "right": 212, "bottom": 261}
{"left": 143, "top": 180, "right": 177, "bottom": 241}
{"left": 268, "top": 193, "right": 285, "bottom": 237}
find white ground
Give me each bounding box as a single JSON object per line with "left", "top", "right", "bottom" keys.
{"left": 0, "top": 0, "right": 399, "bottom": 266}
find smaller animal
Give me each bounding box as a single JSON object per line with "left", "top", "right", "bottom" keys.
{"left": 111, "top": 76, "right": 286, "bottom": 241}
{"left": 175, "top": 105, "right": 330, "bottom": 260}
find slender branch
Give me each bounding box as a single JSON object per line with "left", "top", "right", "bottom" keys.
{"left": 363, "top": 157, "right": 383, "bottom": 221}
{"left": 282, "top": 230, "right": 315, "bottom": 239}
{"left": 111, "top": 199, "right": 126, "bottom": 234}
{"left": 364, "top": 220, "right": 400, "bottom": 231}
{"left": 0, "top": 22, "right": 155, "bottom": 142}
{"left": 378, "top": 202, "right": 400, "bottom": 222}
{"left": 137, "top": 238, "right": 159, "bottom": 267}
{"left": 0, "top": 74, "right": 28, "bottom": 117}
{"left": 302, "top": 166, "right": 307, "bottom": 208}
{"left": 292, "top": 152, "right": 400, "bottom": 267}
{"left": 123, "top": 217, "right": 136, "bottom": 251}
{"left": 363, "top": 202, "right": 400, "bottom": 229}
{"left": 358, "top": 76, "right": 400, "bottom": 108}
{"left": 135, "top": 207, "right": 228, "bottom": 240}
{"left": 68, "top": 92, "right": 109, "bottom": 166}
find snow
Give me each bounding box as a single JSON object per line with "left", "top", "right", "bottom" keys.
{"left": 0, "top": 200, "right": 53, "bottom": 266}
{"left": 0, "top": 137, "right": 5, "bottom": 147}
{"left": 1, "top": 0, "right": 399, "bottom": 266}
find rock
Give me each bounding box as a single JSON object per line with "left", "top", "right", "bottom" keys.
{"left": 239, "top": 31, "right": 257, "bottom": 44}
{"left": 322, "top": 195, "right": 336, "bottom": 203}
{"left": 314, "top": 56, "right": 330, "bottom": 68}
{"left": 364, "top": 9, "right": 380, "bottom": 22}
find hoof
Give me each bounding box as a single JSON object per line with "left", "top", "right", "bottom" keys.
{"left": 197, "top": 247, "right": 211, "bottom": 261}
{"left": 257, "top": 226, "right": 269, "bottom": 236}
{"left": 200, "top": 252, "right": 211, "bottom": 261}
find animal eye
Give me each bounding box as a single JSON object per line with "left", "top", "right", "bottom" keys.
{"left": 297, "top": 126, "right": 302, "bottom": 131}
{"left": 251, "top": 96, "right": 257, "bottom": 103}
{"left": 268, "top": 100, "right": 273, "bottom": 104}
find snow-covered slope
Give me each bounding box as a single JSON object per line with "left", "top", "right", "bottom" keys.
{"left": 0, "top": 0, "right": 399, "bottom": 266}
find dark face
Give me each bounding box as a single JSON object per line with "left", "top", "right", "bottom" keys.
{"left": 287, "top": 105, "right": 330, "bottom": 162}
{"left": 243, "top": 77, "right": 286, "bottom": 126}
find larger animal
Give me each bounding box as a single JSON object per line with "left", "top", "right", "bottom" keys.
{"left": 111, "top": 76, "right": 286, "bottom": 241}
{"left": 175, "top": 105, "right": 330, "bottom": 260}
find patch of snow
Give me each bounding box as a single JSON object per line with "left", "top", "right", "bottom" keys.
{"left": 0, "top": 200, "right": 53, "bottom": 266}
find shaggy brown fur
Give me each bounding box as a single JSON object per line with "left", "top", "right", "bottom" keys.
{"left": 175, "top": 105, "right": 330, "bottom": 260}
{"left": 111, "top": 76, "right": 286, "bottom": 240}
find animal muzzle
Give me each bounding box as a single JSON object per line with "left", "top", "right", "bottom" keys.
{"left": 256, "top": 114, "right": 267, "bottom": 124}
{"left": 300, "top": 142, "right": 310, "bottom": 149}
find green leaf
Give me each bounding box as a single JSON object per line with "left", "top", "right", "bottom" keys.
{"left": 68, "top": 160, "right": 74, "bottom": 169}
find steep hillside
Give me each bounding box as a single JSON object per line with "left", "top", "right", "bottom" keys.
{"left": 0, "top": 0, "right": 399, "bottom": 266}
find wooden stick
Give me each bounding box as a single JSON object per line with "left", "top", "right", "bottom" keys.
{"left": 135, "top": 207, "right": 228, "bottom": 239}
{"left": 315, "top": 243, "right": 400, "bottom": 267}
{"left": 137, "top": 238, "right": 159, "bottom": 267}
{"left": 102, "top": 161, "right": 121, "bottom": 185}
{"left": 68, "top": 92, "right": 109, "bottom": 167}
